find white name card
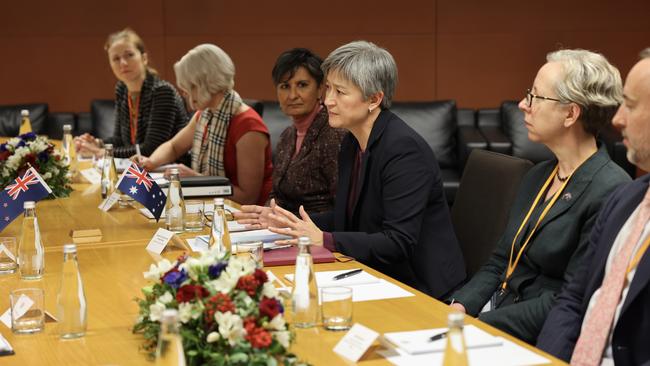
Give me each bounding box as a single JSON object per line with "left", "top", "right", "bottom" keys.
{"left": 0, "top": 244, "right": 15, "bottom": 262}
{"left": 333, "top": 323, "right": 379, "bottom": 363}
{"left": 146, "top": 228, "right": 175, "bottom": 254}
{"left": 0, "top": 294, "right": 34, "bottom": 328}
{"left": 80, "top": 168, "right": 101, "bottom": 184}
{"left": 187, "top": 235, "right": 210, "bottom": 253}
{"left": 98, "top": 192, "right": 120, "bottom": 212}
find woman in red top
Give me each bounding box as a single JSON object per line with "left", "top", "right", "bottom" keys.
{"left": 139, "top": 44, "right": 272, "bottom": 205}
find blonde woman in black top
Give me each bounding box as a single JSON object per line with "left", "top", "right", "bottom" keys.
{"left": 75, "top": 28, "right": 188, "bottom": 158}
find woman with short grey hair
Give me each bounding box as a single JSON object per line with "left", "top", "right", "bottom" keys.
{"left": 449, "top": 49, "right": 631, "bottom": 344}
{"left": 139, "top": 44, "right": 273, "bottom": 205}
{"left": 236, "top": 40, "right": 466, "bottom": 298}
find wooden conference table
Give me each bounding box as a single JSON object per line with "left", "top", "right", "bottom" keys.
{"left": 0, "top": 181, "right": 568, "bottom": 365}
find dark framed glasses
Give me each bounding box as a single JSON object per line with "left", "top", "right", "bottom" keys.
{"left": 525, "top": 88, "right": 565, "bottom": 108}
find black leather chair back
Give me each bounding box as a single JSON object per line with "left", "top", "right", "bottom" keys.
{"left": 501, "top": 101, "right": 553, "bottom": 163}
{"left": 391, "top": 101, "right": 458, "bottom": 169}
{"left": 244, "top": 99, "right": 264, "bottom": 118}
{"left": 90, "top": 99, "right": 116, "bottom": 140}
{"left": 261, "top": 102, "right": 292, "bottom": 156}
{"left": 47, "top": 113, "right": 76, "bottom": 139}
{"left": 451, "top": 149, "right": 533, "bottom": 279}
{"left": 0, "top": 103, "right": 49, "bottom": 136}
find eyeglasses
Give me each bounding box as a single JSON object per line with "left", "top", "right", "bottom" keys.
{"left": 525, "top": 88, "right": 565, "bottom": 108}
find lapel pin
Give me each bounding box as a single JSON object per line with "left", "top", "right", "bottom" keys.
{"left": 562, "top": 192, "right": 572, "bottom": 201}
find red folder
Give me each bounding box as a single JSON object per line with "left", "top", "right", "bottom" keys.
{"left": 264, "top": 245, "right": 336, "bottom": 267}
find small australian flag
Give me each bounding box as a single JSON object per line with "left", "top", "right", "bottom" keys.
{"left": 0, "top": 167, "right": 52, "bottom": 232}
{"left": 116, "top": 162, "right": 166, "bottom": 221}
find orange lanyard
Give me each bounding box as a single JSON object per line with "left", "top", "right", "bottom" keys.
{"left": 501, "top": 165, "right": 573, "bottom": 290}
{"left": 128, "top": 92, "right": 140, "bottom": 145}
{"left": 626, "top": 234, "right": 650, "bottom": 276}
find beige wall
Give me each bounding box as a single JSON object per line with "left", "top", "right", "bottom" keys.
{"left": 1, "top": 0, "right": 649, "bottom": 112}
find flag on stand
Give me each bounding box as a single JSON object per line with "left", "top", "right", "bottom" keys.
{"left": 116, "top": 162, "right": 166, "bottom": 221}
{"left": 0, "top": 167, "right": 52, "bottom": 232}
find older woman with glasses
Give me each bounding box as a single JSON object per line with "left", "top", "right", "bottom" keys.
{"left": 236, "top": 40, "right": 466, "bottom": 298}
{"left": 449, "top": 49, "right": 631, "bottom": 344}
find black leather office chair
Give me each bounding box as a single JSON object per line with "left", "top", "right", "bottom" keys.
{"left": 261, "top": 102, "right": 292, "bottom": 157}
{"left": 451, "top": 149, "right": 533, "bottom": 279}
{"left": 244, "top": 99, "right": 264, "bottom": 118}
{"left": 391, "top": 101, "right": 487, "bottom": 205}
{"left": 0, "top": 103, "right": 49, "bottom": 136}
{"left": 90, "top": 99, "right": 116, "bottom": 140}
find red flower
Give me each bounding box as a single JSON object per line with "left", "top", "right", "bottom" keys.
{"left": 254, "top": 269, "right": 268, "bottom": 284}
{"left": 246, "top": 326, "right": 273, "bottom": 349}
{"left": 176, "top": 284, "right": 209, "bottom": 303}
{"left": 0, "top": 150, "right": 10, "bottom": 161}
{"left": 236, "top": 274, "right": 261, "bottom": 296}
{"left": 24, "top": 153, "right": 36, "bottom": 166}
{"left": 204, "top": 293, "right": 236, "bottom": 324}
{"left": 244, "top": 317, "right": 257, "bottom": 333}
{"left": 259, "top": 297, "right": 282, "bottom": 320}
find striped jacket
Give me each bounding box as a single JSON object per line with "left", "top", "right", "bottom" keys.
{"left": 106, "top": 72, "right": 189, "bottom": 158}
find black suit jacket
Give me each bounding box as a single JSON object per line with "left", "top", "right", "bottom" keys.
{"left": 451, "top": 144, "right": 630, "bottom": 344}
{"left": 312, "top": 109, "right": 466, "bottom": 298}
{"left": 537, "top": 175, "right": 650, "bottom": 366}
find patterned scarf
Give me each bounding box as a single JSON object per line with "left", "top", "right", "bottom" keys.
{"left": 191, "top": 90, "right": 243, "bottom": 176}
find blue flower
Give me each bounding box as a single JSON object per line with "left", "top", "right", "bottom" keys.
{"left": 163, "top": 269, "right": 188, "bottom": 289}
{"left": 19, "top": 132, "right": 37, "bottom": 141}
{"left": 38, "top": 151, "right": 49, "bottom": 161}
{"left": 0, "top": 144, "right": 6, "bottom": 152}
{"left": 16, "top": 140, "right": 26, "bottom": 148}
{"left": 208, "top": 262, "right": 228, "bottom": 278}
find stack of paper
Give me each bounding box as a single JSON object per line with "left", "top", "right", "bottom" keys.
{"left": 229, "top": 229, "right": 291, "bottom": 244}
{"left": 382, "top": 325, "right": 502, "bottom": 355}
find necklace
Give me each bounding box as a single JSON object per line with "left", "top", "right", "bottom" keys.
{"left": 556, "top": 170, "right": 569, "bottom": 182}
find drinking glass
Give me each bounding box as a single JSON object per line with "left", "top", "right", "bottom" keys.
{"left": 10, "top": 288, "right": 45, "bottom": 334}
{"left": 236, "top": 241, "right": 264, "bottom": 268}
{"left": 184, "top": 200, "right": 204, "bottom": 232}
{"left": 0, "top": 237, "right": 17, "bottom": 274}
{"left": 321, "top": 287, "right": 353, "bottom": 331}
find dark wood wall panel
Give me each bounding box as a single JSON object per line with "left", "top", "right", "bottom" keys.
{"left": 1, "top": 0, "right": 649, "bottom": 113}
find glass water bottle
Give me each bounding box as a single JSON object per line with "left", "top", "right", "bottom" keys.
{"left": 18, "top": 201, "right": 44, "bottom": 280}
{"left": 155, "top": 309, "right": 186, "bottom": 366}
{"left": 19, "top": 109, "right": 32, "bottom": 135}
{"left": 209, "top": 197, "right": 231, "bottom": 255}
{"left": 57, "top": 244, "right": 87, "bottom": 339}
{"left": 165, "top": 168, "right": 185, "bottom": 233}
{"left": 443, "top": 312, "right": 469, "bottom": 366}
{"left": 100, "top": 144, "right": 118, "bottom": 199}
{"left": 291, "top": 236, "right": 319, "bottom": 328}
{"left": 62, "top": 124, "right": 77, "bottom": 176}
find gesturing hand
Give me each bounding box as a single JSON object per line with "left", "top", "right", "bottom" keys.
{"left": 234, "top": 199, "right": 282, "bottom": 230}
{"left": 268, "top": 205, "right": 323, "bottom": 246}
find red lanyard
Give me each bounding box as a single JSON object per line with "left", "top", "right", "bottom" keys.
{"left": 128, "top": 92, "right": 140, "bottom": 145}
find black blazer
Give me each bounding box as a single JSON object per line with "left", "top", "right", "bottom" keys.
{"left": 537, "top": 174, "right": 650, "bottom": 366}
{"left": 451, "top": 144, "right": 630, "bottom": 344}
{"left": 312, "top": 109, "right": 466, "bottom": 299}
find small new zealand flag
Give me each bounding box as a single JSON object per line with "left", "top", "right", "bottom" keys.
{"left": 116, "top": 162, "right": 166, "bottom": 221}
{"left": 0, "top": 167, "right": 52, "bottom": 232}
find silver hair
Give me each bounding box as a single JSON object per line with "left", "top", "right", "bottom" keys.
{"left": 546, "top": 49, "right": 623, "bottom": 136}
{"left": 321, "top": 40, "right": 397, "bottom": 108}
{"left": 174, "top": 44, "right": 235, "bottom": 106}
{"left": 640, "top": 48, "right": 650, "bottom": 59}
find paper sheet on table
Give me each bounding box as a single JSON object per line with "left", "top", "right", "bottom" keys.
{"left": 382, "top": 325, "right": 502, "bottom": 355}
{"left": 377, "top": 335, "right": 549, "bottom": 366}
{"left": 285, "top": 270, "right": 414, "bottom": 302}
{"left": 94, "top": 157, "right": 132, "bottom": 172}
{"left": 230, "top": 229, "right": 291, "bottom": 244}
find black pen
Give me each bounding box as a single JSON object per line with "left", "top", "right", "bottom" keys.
{"left": 333, "top": 269, "right": 362, "bottom": 281}
{"left": 428, "top": 331, "right": 448, "bottom": 342}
